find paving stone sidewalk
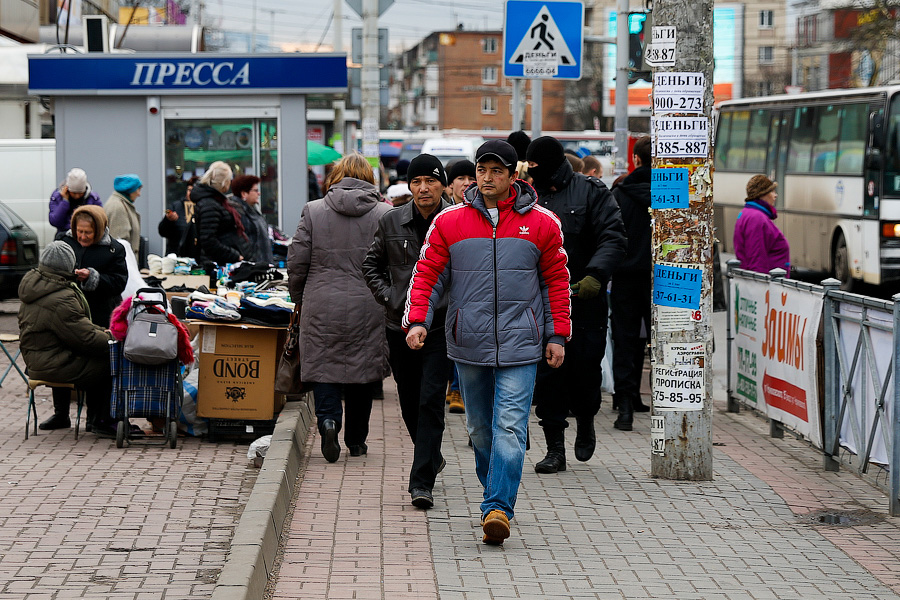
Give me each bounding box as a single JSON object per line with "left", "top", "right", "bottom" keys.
{"left": 0, "top": 349, "right": 259, "bottom": 599}
{"left": 272, "top": 321, "right": 900, "bottom": 600}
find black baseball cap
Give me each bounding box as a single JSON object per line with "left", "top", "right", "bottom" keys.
{"left": 475, "top": 140, "right": 518, "bottom": 168}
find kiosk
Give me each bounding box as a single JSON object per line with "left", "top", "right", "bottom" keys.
{"left": 28, "top": 53, "right": 347, "bottom": 254}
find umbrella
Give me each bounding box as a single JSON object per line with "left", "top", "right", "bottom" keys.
{"left": 307, "top": 139, "right": 342, "bottom": 165}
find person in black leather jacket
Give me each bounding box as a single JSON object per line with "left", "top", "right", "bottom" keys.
{"left": 362, "top": 153, "right": 452, "bottom": 510}
{"left": 526, "top": 136, "right": 627, "bottom": 474}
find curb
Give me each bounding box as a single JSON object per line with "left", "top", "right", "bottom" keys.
{"left": 210, "top": 395, "right": 314, "bottom": 600}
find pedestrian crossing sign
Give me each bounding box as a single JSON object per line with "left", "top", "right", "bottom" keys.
{"left": 504, "top": 0, "right": 584, "bottom": 80}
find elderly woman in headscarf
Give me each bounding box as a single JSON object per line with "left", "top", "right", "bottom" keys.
{"left": 60, "top": 205, "right": 128, "bottom": 328}
{"left": 192, "top": 161, "right": 247, "bottom": 265}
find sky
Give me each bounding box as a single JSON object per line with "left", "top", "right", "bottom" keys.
{"left": 202, "top": 0, "right": 509, "bottom": 53}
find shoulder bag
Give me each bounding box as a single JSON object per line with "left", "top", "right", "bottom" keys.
{"left": 274, "top": 303, "right": 304, "bottom": 395}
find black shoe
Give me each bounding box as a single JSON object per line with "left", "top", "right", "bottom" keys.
{"left": 574, "top": 416, "right": 596, "bottom": 462}
{"left": 320, "top": 419, "right": 341, "bottom": 463}
{"left": 613, "top": 417, "right": 633, "bottom": 431}
{"left": 410, "top": 488, "right": 434, "bottom": 509}
{"left": 38, "top": 414, "right": 71, "bottom": 430}
{"left": 633, "top": 401, "right": 650, "bottom": 413}
{"left": 348, "top": 443, "right": 367, "bottom": 457}
{"left": 534, "top": 451, "right": 566, "bottom": 474}
{"left": 93, "top": 420, "right": 117, "bottom": 437}
{"left": 437, "top": 458, "right": 446, "bottom": 474}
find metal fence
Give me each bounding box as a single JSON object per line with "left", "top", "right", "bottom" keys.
{"left": 726, "top": 261, "right": 900, "bottom": 515}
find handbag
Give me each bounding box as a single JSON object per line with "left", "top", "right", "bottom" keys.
{"left": 124, "top": 288, "right": 179, "bottom": 365}
{"left": 274, "top": 303, "right": 304, "bottom": 395}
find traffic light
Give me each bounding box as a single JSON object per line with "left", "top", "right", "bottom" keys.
{"left": 627, "top": 11, "right": 651, "bottom": 83}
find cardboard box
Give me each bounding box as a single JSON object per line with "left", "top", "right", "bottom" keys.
{"left": 196, "top": 323, "right": 287, "bottom": 420}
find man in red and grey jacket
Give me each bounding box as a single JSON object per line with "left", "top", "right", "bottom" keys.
{"left": 403, "top": 140, "right": 571, "bottom": 546}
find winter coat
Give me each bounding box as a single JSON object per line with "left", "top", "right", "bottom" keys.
{"left": 286, "top": 177, "right": 391, "bottom": 384}
{"left": 157, "top": 198, "right": 200, "bottom": 258}
{"left": 362, "top": 199, "right": 451, "bottom": 331}
{"left": 733, "top": 199, "right": 791, "bottom": 275}
{"left": 403, "top": 179, "right": 571, "bottom": 367}
{"left": 193, "top": 183, "right": 245, "bottom": 265}
{"left": 532, "top": 158, "right": 627, "bottom": 328}
{"left": 61, "top": 229, "right": 128, "bottom": 327}
{"left": 229, "top": 197, "right": 274, "bottom": 264}
{"left": 611, "top": 165, "right": 652, "bottom": 274}
{"left": 49, "top": 187, "right": 102, "bottom": 234}
{"left": 17, "top": 267, "right": 112, "bottom": 385}
{"left": 105, "top": 191, "right": 142, "bottom": 254}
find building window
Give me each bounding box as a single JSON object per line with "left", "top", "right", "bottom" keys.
{"left": 482, "top": 66, "right": 498, "bottom": 84}
{"left": 429, "top": 97, "right": 437, "bottom": 109}
{"left": 758, "top": 46, "right": 774, "bottom": 64}
{"left": 759, "top": 10, "right": 774, "bottom": 28}
{"left": 481, "top": 96, "right": 497, "bottom": 114}
{"left": 756, "top": 81, "right": 775, "bottom": 95}
{"left": 482, "top": 37, "right": 498, "bottom": 54}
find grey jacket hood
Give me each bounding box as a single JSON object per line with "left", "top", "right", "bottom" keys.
{"left": 324, "top": 177, "right": 382, "bottom": 217}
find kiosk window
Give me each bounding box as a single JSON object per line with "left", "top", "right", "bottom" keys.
{"left": 164, "top": 118, "right": 280, "bottom": 228}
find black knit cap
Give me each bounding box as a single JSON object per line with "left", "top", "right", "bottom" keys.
{"left": 506, "top": 130, "right": 531, "bottom": 161}
{"left": 447, "top": 159, "right": 476, "bottom": 184}
{"left": 526, "top": 136, "right": 565, "bottom": 186}
{"left": 407, "top": 154, "right": 447, "bottom": 186}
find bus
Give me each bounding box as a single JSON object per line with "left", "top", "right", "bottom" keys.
{"left": 715, "top": 87, "right": 900, "bottom": 290}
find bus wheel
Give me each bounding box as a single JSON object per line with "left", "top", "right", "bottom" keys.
{"left": 833, "top": 233, "right": 854, "bottom": 291}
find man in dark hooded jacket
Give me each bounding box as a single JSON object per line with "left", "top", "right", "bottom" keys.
{"left": 526, "top": 136, "right": 627, "bottom": 474}
{"left": 609, "top": 136, "right": 652, "bottom": 431}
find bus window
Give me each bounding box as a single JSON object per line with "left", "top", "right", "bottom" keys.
{"left": 812, "top": 104, "right": 839, "bottom": 173}
{"left": 836, "top": 103, "right": 868, "bottom": 174}
{"left": 885, "top": 97, "right": 900, "bottom": 195}
{"left": 788, "top": 107, "right": 815, "bottom": 172}
{"left": 728, "top": 111, "right": 751, "bottom": 170}
{"left": 745, "top": 109, "right": 771, "bottom": 172}
{"left": 714, "top": 112, "right": 732, "bottom": 170}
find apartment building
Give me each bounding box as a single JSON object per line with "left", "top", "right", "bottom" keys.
{"left": 387, "top": 29, "right": 567, "bottom": 132}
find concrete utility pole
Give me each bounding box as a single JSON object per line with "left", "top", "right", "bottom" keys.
{"left": 648, "top": 0, "right": 715, "bottom": 480}
{"left": 361, "top": 0, "right": 380, "bottom": 185}
{"left": 614, "top": 0, "right": 629, "bottom": 175}
{"left": 332, "top": 0, "right": 346, "bottom": 154}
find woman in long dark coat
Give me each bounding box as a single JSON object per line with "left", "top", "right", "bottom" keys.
{"left": 287, "top": 153, "right": 390, "bottom": 463}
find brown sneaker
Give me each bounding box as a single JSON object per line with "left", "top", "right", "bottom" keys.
{"left": 447, "top": 390, "right": 465, "bottom": 413}
{"left": 481, "top": 510, "right": 510, "bottom": 545}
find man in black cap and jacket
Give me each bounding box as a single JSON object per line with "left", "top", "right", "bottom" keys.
{"left": 526, "top": 135, "right": 627, "bottom": 474}
{"left": 610, "top": 136, "right": 652, "bottom": 430}
{"left": 362, "top": 153, "right": 453, "bottom": 510}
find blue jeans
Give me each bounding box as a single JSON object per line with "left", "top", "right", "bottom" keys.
{"left": 449, "top": 364, "right": 460, "bottom": 392}
{"left": 455, "top": 362, "right": 537, "bottom": 521}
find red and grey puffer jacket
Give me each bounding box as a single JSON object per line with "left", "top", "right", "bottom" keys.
{"left": 403, "top": 179, "right": 571, "bottom": 367}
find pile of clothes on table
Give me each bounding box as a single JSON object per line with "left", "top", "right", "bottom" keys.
{"left": 184, "top": 262, "right": 294, "bottom": 327}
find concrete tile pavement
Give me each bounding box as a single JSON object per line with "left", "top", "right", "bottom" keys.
{"left": 0, "top": 347, "right": 259, "bottom": 600}
{"left": 272, "top": 311, "right": 900, "bottom": 599}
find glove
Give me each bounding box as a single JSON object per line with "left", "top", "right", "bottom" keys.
{"left": 571, "top": 275, "right": 602, "bottom": 300}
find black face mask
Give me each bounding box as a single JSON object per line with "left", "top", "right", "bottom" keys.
{"left": 528, "top": 162, "right": 554, "bottom": 188}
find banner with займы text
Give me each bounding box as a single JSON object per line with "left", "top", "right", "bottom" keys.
{"left": 729, "top": 277, "right": 823, "bottom": 448}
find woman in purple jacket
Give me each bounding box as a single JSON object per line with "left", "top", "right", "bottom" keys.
{"left": 733, "top": 175, "right": 791, "bottom": 275}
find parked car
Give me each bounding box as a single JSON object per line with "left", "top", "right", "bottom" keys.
{"left": 0, "top": 200, "right": 39, "bottom": 299}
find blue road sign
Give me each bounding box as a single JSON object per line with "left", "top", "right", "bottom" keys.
{"left": 504, "top": 0, "right": 583, "bottom": 80}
